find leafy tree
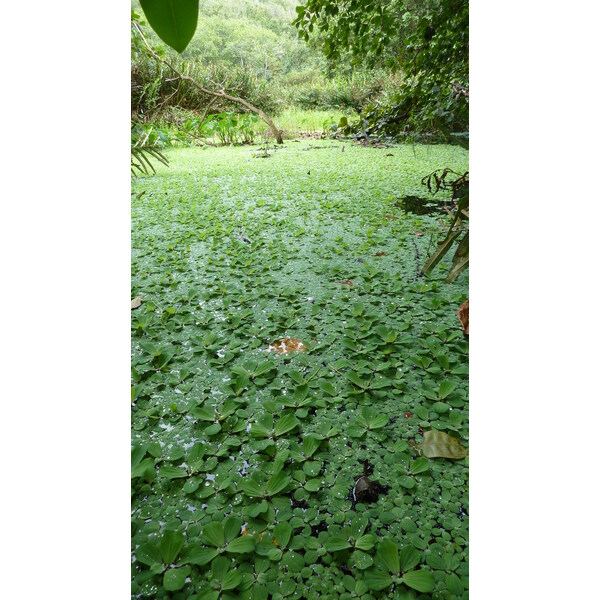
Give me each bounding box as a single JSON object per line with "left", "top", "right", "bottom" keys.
{"left": 294, "top": 0, "right": 468, "bottom": 139}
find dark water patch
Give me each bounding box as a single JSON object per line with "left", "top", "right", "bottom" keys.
{"left": 396, "top": 195, "right": 452, "bottom": 215}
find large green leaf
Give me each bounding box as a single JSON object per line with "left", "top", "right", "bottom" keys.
{"left": 255, "top": 360, "right": 275, "bottom": 377}
{"left": 249, "top": 420, "right": 272, "bottom": 438}
{"left": 223, "top": 516, "right": 243, "bottom": 543}
{"left": 355, "top": 534, "right": 377, "bottom": 551}
{"left": 163, "top": 566, "right": 191, "bottom": 591}
{"left": 349, "top": 519, "right": 367, "bottom": 539}
{"left": 226, "top": 536, "right": 256, "bottom": 553}
{"left": 135, "top": 542, "right": 162, "bottom": 567}
{"left": 302, "top": 435, "right": 321, "bottom": 458}
{"left": 365, "top": 412, "right": 388, "bottom": 429}
{"left": 325, "top": 536, "right": 352, "bottom": 552}
{"left": 282, "top": 550, "right": 305, "bottom": 573}
{"left": 438, "top": 381, "right": 457, "bottom": 399}
{"left": 238, "top": 478, "right": 264, "bottom": 497}
{"left": 410, "top": 457, "right": 430, "bottom": 474}
{"left": 131, "top": 444, "right": 147, "bottom": 468}
{"left": 266, "top": 472, "right": 291, "bottom": 496}
{"left": 377, "top": 540, "right": 399, "bottom": 574}
{"left": 221, "top": 569, "right": 242, "bottom": 590}
{"left": 352, "top": 549, "right": 374, "bottom": 570}
{"left": 302, "top": 461, "right": 321, "bottom": 477}
{"left": 160, "top": 530, "right": 184, "bottom": 565}
{"left": 202, "top": 521, "right": 225, "bottom": 548}
{"left": 401, "top": 569, "right": 435, "bottom": 593}
{"left": 158, "top": 465, "right": 188, "bottom": 480}
{"left": 399, "top": 545, "right": 420, "bottom": 572}
{"left": 274, "top": 413, "right": 300, "bottom": 436}
{"left": 319, "top": 381, "right": 336, "bottom": 396}
{"left": 364, "top": 569, "right": 393, "bottom": 591}
{"left": 210, "top": 556, "right": 230, "bottom": 580}
{"left": 304, "top": 478, "right": 321, "bottom": 492}
{"left": 446, "top": 572, "right": 465, "bottom": 595}
{"left": 139, "top": 0, "right": 199, "bottom": 53}
{"left": 179, "top": 543, "right": 218, "bottom": 566}
{"left": 131, "top": 457, "right": 156, "bottom": 482}
{"left": 274, "top": 523, "right": 292, "bottom": 549}
{"left": 348, "top": 371, "right": 369, "bottom": 389}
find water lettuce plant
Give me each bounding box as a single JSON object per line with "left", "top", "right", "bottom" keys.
{"left": 132, "top": 140, "right": 469, "bottom": 598}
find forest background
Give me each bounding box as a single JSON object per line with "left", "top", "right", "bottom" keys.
{"left": 131, "top": 0, "right": 467, "bottom": 147}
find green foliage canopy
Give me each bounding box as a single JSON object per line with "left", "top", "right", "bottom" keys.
{"left": 294, "top": 0, "right": 469, "bottom": 138}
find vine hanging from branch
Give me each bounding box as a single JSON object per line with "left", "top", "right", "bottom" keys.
{"left": 133, "top": 22, "right": 284, "bottom": 144}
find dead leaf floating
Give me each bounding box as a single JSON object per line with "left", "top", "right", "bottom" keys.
{"left": 414, "top": 430, "right": 468, "bottom": 460}
{"left": 131, "top": 296, "right": 143, "bottom": 310}
{"left": 457, "top": 299, "right": 469, "bottom": 335}
{"left": 267, "top": 337, "right": 307, "bottom": 355}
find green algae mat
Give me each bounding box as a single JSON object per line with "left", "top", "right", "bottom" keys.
{"left": 131, "top": 140, "right": 469, "bottom": 599}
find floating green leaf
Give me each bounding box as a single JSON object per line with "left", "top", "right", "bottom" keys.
{"left": 221, "top": 569, "right": 243, "bottom": 590}
{"left": 163, "top": 566, "right": 190, "bottom": 591}
{"left": 158, "top": 465, "right": 187, "bottom": 480}
{"left": 399, "top": 545, "right": 421, "bottom": 572}
{"left": 325, "top": 536, "right": 352, "bottom": 552}
{"left": 410, "top": 457, "right": 430, "bottom": 474}
{"left": 227, "top": 536, "right": 256, "bottom": 553}
{"left": 438, "top": 380, "right": 457, "bottom": 399}
{"left": 266, "top": 471, "right": 291, "bottom": 496}
{"left": 364, "top": 569, "right": 393, "bottom": 591}
{"left": 179, "top": 543, "right": 218, "bottom": 566}
{"left": 401, "top": 569, "right": 435, "bottom": 593}
{"left": 274, "top": 413, "right": 300, "bottom": 436}
{"left": 160, "top": 530, "right": 184, "bottom": 565}
{"left": 274, "top": 523, "right": 292, "bottom": 549}
{"left": 135, "top": 542, "right": 162, "bottom": 567}
{"left": 377, "top": 540, "right": 399, "bottom": 574}
{"left": 202, "top": 521, "right": 225, "bottom": 548}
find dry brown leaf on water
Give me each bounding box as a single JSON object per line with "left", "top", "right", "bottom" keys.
{"left": 457, "top": 299, "right": 469, "bottom": 335}
{"left": 267, "top": 337, "right": 307, "bottom": 355}
{"left": 414, "top": 431, "right": 468, "bottom": 459}
{"left": 131, "top": 296, "right": 143, "bottom": 310}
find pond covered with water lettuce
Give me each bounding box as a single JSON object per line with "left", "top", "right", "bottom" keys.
{"left": 131, "top": 140, "right": 469, "bottom": 599}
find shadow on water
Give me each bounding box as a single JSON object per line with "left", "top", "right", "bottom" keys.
{"left": 396, "top": 195, "right": 452, "bottom": 216}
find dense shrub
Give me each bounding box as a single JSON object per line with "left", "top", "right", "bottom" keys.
{"left": 132, "top": 56, "right": 283, "bottom": 117}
